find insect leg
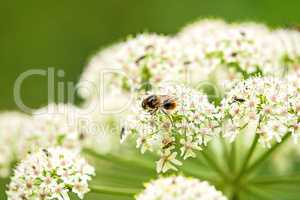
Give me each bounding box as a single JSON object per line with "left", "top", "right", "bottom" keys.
{"left": 161, "top": 109, "right": 175, "bottom": 127}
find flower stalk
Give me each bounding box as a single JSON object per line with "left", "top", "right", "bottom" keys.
{"left": 201, "top": 149, "right": 229, "bottom": 181}
{"left": 235, "top": 134, "right": 259, "bottom": 181}
{"left": 90, "top": 185, "right": 140, "bottom": 196}
{"left": 249, "top": 176, "right": 300, "bottom": 185}
{"left": 244, "top": 133, "right": 291, "bottom": 175}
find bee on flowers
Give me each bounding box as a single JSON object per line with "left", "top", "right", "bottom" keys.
{"left": 141, "top": 95, "right": 177, "bottom": 114}
{"left": 141, "top": 94, "right": 178, "bottom": 126}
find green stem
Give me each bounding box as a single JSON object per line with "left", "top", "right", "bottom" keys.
{"left": 235, "top": 135, "right": 259, "bottom": 180}
{"left": 201, "top": 149, "right": 229, "bottom": 180}
{"left": 84, "top": 148, "right": 154, "bottom": 171}
{"left": 220, "top": 137, "right": 230, "bottom": 166}
{"left": 90, "top": 185, "right": 140, "bottom": 196}
{"left": 249, "top": 176, "right": 300, "bottom": 185}
{"left": 244, "top": 133, "right": 291, "bottom": 175}
{"left": 229, "top": 140, "right": 236, "bottom": 174}
{"left": 242, "top": 186, "right": 274, "bottom": 200}
{"left": 182, "top": 160, "right": 222, "bottom": 187}
{"left": 231, "top": 192, "right": 239, "bottom": 200}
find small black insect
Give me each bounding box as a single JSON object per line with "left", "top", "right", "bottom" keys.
{"left": 120, "top": 127, "right": 125, "bottom": 141}
{"left": 232, "top": 96, "right": 246, "bottom": 103}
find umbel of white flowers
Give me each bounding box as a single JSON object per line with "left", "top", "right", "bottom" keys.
{"left": 123, "top": 84, "right": 221, "bottom": 173}
{"left": 78, "top": 19, "right": 300, "bottom": 102}
{"left": 76, "top": 19, "right": 300, "bottom": 173}
{"left": 123, "top": 76, "right": 299, "bottom": 173}
{"left": 78, "top": 34, "right": 186, "bottom": 99}
{"left": 221, "top": 77, "right": 293, "bottom": 147}
{"left": 0, "top": 103, "right": 115, "bottom": 178}
{"left": 136, "top": 176, "right": 228, "bottom": 200}
{"left": 0, "top": 112, "right": 31, "bottom": 178}
{"left": 0, "top": 104, "right": 85, "bottom": 179}
{"left": 6, "top": 147, "right": 95, "bottom": 200}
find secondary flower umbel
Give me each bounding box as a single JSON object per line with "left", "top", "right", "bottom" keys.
{"left": 221, "top": 77, "right": 291, "bottom": 147}
{"left": 136, "top": 176, "right": 227, "bottom": 200}
{"left": 0, "top": 112, "right": 30, "bottom": 178}
{"left": 6, "top": 147, "right": 95, "bottom": 200}
{"left": 123, "top": 84, "right": 221, "bottom": 173}
{"left": 78, "top": 33, "right": 187, "bottom": 100}
{"left": 177, "top": 20, "right": 284, "bottom": 86}
{"left": 22, "top": 103, "right": 87, "bottom": 153}
{"left": 287, "top": 70, "right": 300, "bottom": 143}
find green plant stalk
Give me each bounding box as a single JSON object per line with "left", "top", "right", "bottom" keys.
{"left": 181, "top": 159, "right": 222, "bottom": 187}
{"left": 228, "top": 131, "right": 290, "bottom": 200}
{"left": 220, "top": 137, "right": 230, "bottom": 168}
{"left": 244, "top": 133, "right": 291, "bottom": 175}
{"left": 231, "top": 192, "right": 239, "bottom": 200}
{"left": 229, "top": 140, "right": 237, "bottom": 174}
{"left": 235, "top": 134, "right": 259, "bottom": 181}
{"left": 242, "top": 186, "right": 274, "bottom": 200}
{"left": 249, "top": 176, "right": 300, "bottom": 185}
{"left": 90, "top": 185, "right": 140, "bottom": 196}
{"left": 201, "top": 149, "right": 229, "bottom": 181}
{"left": 84, "top": 148, "right": 154, "bottom": 171}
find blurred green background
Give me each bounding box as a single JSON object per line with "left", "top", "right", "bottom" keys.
{"left": 1, "top": 0, "right": 300, "bottom": 111}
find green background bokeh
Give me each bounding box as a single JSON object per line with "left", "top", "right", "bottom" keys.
{"left": 0, "top": 0, "right": 300, "bottom": 111}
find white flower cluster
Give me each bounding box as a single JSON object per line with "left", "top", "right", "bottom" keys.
{"left": 136, "top": 176, "right": 227, "bottom": 200}
{"left": 78, "top": 33, "right": 187, "bottom": 100}
{"left": 75, "top": 19, "right": 300, "bottom": 176}
{"left": 79, "top": 20, "right": 300, "bottom": 107}
{"left": 287, "top": 70, "right": 300, "bottom": 142}
{"left": 221, "top": 77, "right": 293, "bottom": 147}
{"left": 177, "top": 19, "right": 228, "bottom": 41}
{"left": 0, "top": 112, "right": 30, "bottom": 177}
{"left": 260, "top": 71, "right": 299, "bottom": 173}
{"left": 78, "top": 43, "right": 123, "bottom": 99}
{"left": 79, "top": 107, "right": 127, "bottom": 155}
{"left": 7, "top": 147, "right": 95, "bottom": 200}
{"left": 23, "top": 103, "right": 86, "bottom": 152}
{"left": 124, "top": 85, "right": 220, "bottom": 173}
{"left": 178, "top": 20, "right": 284, "bottom": 86}
{"left": 26, "top": 103, "right": 124, "bottom": 156}
{"left": 0, "top": 104, "right": 102, "bottom": 178}
{"left": 272, "top": 29, "right": 300, "bottom": 72}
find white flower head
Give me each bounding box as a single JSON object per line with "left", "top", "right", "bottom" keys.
{"left": 178, "top": 18, "right": 228, "bottom": 44}
{"left": 78, "top": 33, "right": 194, "bottom": 102}
{"left": 272, "top": 29, "right": 300, "bottom": 73}
{"left": 124, "top": 84, "right": 220, "bottom": 172}
{"left": 0, "top": 112, "right": 30, "bottom": 178}
{"left": 287, "top": 70, "right": 300, "bottom": 143}
{"left": 221, "top": 77, "right": 292, "bottom": 147}
{"left": 78, "top": 43, "right": 123, "bottom": 99}
{"left": 178, "top": 20, "right": 284, "bottom": 87}
{"left": 272, "top": 71, "right": 300, "bottom": 170}
{"left": 79, "top": 102, "right": 128, "bottom": 155}
{"left": 136, "top": 176, "right": 227, "bottom": 200}
{"left": 7, "top": 147, "right": 95, "bottom": 200}
{"left": 21, "top": 103, "right": 87, "bottom": 154}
